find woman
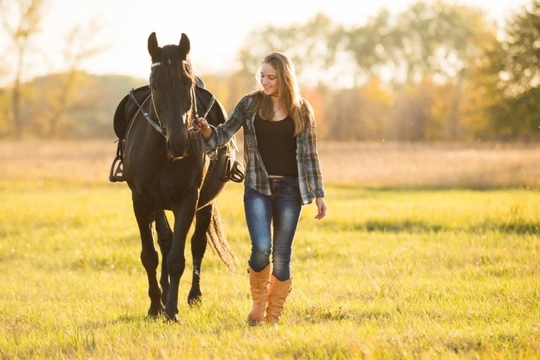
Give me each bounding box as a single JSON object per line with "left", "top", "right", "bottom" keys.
{"left": 194, "top": 52, "right": 327, "bottom": 326}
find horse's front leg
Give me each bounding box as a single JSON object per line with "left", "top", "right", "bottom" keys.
{"left": 132, "top": 199, "right": 163, "bottom": 318}
{"left": 155, "top": 209, "right": 173, "bottom": 306}
{"left": 164, "top": 190, "right": 198, "bottom": 322}
{"left": 188, "top": 203, "right": 213, "bottom": 306}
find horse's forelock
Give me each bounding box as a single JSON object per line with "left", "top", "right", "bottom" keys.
{"left": 161, "top": 46, "right": 181, "bottom": 65}
{"left": 155, "top": 46, "right": 196, "bottom": 128}
{"left": 160, "top": 46, "right": 194, "bottom": 82}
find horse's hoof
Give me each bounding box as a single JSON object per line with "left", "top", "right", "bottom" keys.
{"left": 188, "top": 289, "right": 202, "bottom": 307}
{"left": 147, "top": 305, "right": 164, "bottom": 319}
{"left": 164, "top": 313, "right": 178, "bottom": 322}
{"left": 188, "top": 296, "right": 202, "bottom": 308}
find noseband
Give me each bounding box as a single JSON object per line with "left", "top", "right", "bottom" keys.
{"left": 128, "top": 61, "right": 215, "bottom": 138}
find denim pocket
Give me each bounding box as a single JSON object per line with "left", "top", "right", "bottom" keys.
{"left": 286, "top": 183, "right": 301, "bottom": 197}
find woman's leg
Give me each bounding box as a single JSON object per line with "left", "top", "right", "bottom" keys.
{"left": 244, "top": 187, "right": 273, "bottom": 325}
{"left": 244, "top": 187, "right": 273, "bottom": 271}
{"left": 265, "top": 178, "right": 302, "bottom": 325}
{"left": 270, "top": 178, "right": 302, "bottom": 281}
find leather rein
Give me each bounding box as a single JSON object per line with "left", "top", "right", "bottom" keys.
{"left": 128, "top": 61, "right": 215, "bottom": 138}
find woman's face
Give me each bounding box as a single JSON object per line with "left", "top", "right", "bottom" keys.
{"left": 259, "top": 63, "right": 279, "bottom": 97}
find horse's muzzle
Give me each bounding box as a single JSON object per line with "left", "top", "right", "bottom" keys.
{"left": 166, "top": 137, "right": 189, "bottom": 160}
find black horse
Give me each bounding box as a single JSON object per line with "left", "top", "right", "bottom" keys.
{"left": 111, "top": 32, "right": 239, "bottom": 321}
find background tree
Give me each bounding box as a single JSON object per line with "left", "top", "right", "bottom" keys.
{"left": 0, "top": 0, "right": 46, "bottom": 139}
{"left": 366, "top": 1, "right": 496, "bottom": 141}
{"left": 324, "top": 79, "right": 392, "bottom": 141}
{"left": 40, "top": 19, "right": 105, "bottom": 137}
{"left": 0, "top": 0, "right": 105, "bottom": 138}
{"left": 459, "top": 28, "right": 506, "bottom": 140}
{"left": 237, "top": 14, "right": 349, "bottom": 88}
{"left": 492, "top": 0, "right": 540, "bottom": 140}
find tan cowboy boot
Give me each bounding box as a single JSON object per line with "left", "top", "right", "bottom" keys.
{"left": 247, "top": 265, "right": 271, "bottom": 326}
{"left": 264, "top": 275, "right": 292, "bottom": 325}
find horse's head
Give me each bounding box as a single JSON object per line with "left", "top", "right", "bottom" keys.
{"left": 147, "top": 32, "right": 195, "bottom": 160}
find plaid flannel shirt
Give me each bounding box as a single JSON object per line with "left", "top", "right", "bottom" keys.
{"left": 205, "top": 94, "right": 325, "bottom": 205}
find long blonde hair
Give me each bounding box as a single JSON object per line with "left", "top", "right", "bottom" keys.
{"left": 250, "top": 52, "right": 314, "bottom": 136}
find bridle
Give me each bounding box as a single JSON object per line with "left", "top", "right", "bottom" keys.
{"left": 128, "top": 60, "right": 216, "bottom": 138}
{"left": 129, "top": 86, "right": 165, "bottom": 137}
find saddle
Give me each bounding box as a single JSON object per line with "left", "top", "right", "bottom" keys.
{"left": 113, "top": 85, "right": 150, "bottom": 139}
{"left": 109, "top": 81, "right": 244, "bottom": 184}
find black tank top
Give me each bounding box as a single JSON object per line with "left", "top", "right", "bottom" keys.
{"left": 254, "top": 113, "right": 298, "bottom": 177}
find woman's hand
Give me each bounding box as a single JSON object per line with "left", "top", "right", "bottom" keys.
{"left": 314, "top": 197, "right": 327, "bottom": 220}
{"left": 192, "top": 117, "right": 212, "bottom": 139}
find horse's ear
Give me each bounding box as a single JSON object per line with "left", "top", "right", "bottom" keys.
{"left": 148, "top": 32, "right": 160, "bottom": 60}
{"left": 179, "top": 33, "right": 190, "bottom": 58}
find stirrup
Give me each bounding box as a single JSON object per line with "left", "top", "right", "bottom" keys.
{"left": 228, "top": 160, "right": 245, "bottom": 183}
{"left": 221, "top": 156, "right": 245, "bottom": 183}
{"left": 109, "top": 156, "right": 125, "bottom": 182}
{"left": 109, "top": 138, "right": 126, "bottom": 182}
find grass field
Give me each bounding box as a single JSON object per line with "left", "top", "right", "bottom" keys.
{"left": 0, "top": 140, "right": 539, "bottom": 359}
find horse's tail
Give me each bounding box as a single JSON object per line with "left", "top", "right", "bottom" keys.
{"left": 207, "top": 203, "right": 238, "bottom": 272}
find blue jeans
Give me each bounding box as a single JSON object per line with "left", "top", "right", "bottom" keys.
{"left": 244, "top": 177, "right": 302, "bottom": 281}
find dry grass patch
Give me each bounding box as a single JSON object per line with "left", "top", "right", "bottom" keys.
{"left": 1, "top": 139, "right": 539, "bottom": 189}
{"left": 318, "top": 141, "right": 540, "bottom": 189}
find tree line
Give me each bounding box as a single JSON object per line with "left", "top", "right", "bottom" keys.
{"left": 0, "top": 0, "right": 538, "bottom": 141}
{"left": 230, "top": 0, "right": 539, "bottom": 142}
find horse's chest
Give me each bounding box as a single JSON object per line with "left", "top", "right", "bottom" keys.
{"left": 152, "top": 156, "right": 207, "bottom": 200}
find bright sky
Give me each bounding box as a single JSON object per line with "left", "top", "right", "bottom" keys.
{"left": 3, "top": 0, "right": 531, "bottom": 82}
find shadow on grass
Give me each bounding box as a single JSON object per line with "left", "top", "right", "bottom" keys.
{"left": 301, "top": 305, "right": 392, "bottom": 324}
{"left": 322, "top": 219, "right": 540, "bottom": 235}
{"left": 76, "top": 313, "right": 158, "bottom": 333}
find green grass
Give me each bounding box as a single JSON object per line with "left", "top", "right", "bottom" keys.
{"left": 0, "top": 183, "right": 539, "bottom": 359}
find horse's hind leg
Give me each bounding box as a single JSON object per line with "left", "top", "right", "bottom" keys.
{"left": 155, "top": 210, "right": 172, "bottom": 307}
{"left": 187, "top": 203, "right": 212, "bottom": 306}
{"left": 133, "top": 200, "right": 164, "bottom": 317}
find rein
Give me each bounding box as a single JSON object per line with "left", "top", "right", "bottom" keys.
{"left": 188, "top": 86, "right": 215, "bottom": 133}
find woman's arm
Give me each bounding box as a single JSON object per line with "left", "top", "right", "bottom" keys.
{"left": 194, "top": 96, "right": 248, "bottom": 152}
{"left": 304, "top": 122, "right": 326, "bottom": 199}
{"left": 315, "top": 197, "right": 327, "bottom": 220}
